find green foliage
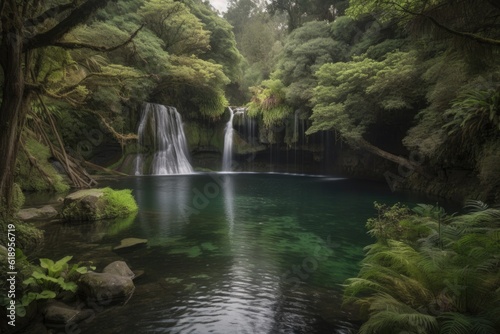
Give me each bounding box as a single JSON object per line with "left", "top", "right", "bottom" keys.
{"left": 11, "top": 183, "right": 25, "bottom": 214}
{"left": 278, "top": 21, "right": 349, "bottom": 107}
{"left": 139, "top": 0, "right": 210, "bottom": 55}
{"left": 20, "top": 255, "right": 95, "bottom": 316}
{"left": 444, "top": 87, "right": 500, "bottom": 137}
{"left": 308, "top": 51, "right": 424, "bottom": 142}
{"left": 366, "top": 202, "right": 412, "bottom": 241}
{"left": 477, "top": 141, "right": 500, "bottom": 190}
{"left": 16, "top": 137, "right": 70, "bottom": 193}
{"left": 344, "top": 201, "right": 500, "bottom": 333}
{"left": 156, "top": 55, "right": 230, "bottom": 118}
{"left": 267, "top": 0, "right": 347, "bottom": 30}
{"left": 183, "top": 0, "right": 243, "bottom": 83}
{"left": 247, "top": 79, "right": 293, "bottom": 127}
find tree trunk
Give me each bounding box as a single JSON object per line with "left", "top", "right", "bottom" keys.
{"left": 0, "top": 0, "right": 116, "bottom": 217}
{"left": 0, "top": 12, "right": 28, "bottom": 216}
{"left": 356, "top": 138, "right": 428, "bottom": 177}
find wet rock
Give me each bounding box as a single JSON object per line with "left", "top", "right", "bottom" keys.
{"left": 17, "top": 205, "right": 58, "bottom": 221}
{"left": 43, "top": 301, "right": 93, "bottom": 326}
{"left": 21, "top": 322, "right": 49, "bottom": 334}
{"left": 62, "top": 189, "right": 106, "bottom": 221}
{"left": 113, "top": 238, "right": 148, "bottom": 251}
{"left": 102, "top": 261, "right": 135, "bottom": 279}
{"left": 79, "top": 272, "right": 135, "bottom": 306}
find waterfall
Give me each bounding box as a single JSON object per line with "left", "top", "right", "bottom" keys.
{"left": 222, "top": 107, "right": 244, "bottom": 171}
{"left": 135, "top": 103, "right": 193, "bottom": 175}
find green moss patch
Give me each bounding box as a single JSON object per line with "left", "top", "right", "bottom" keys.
{"left": 62, "top": 187, "right": 138, "bottom": 221}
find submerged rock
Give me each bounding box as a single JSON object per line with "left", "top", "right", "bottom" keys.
{"left": 79, "top": 272, "right": 135, "bottom": 306}
{"left": 43, "top": 300, "right": 93, "bottom": 326}
{"left": 103, "top": 260, "right": 135, "bottom": 279}
{"left": 113, "top": 237, "right": 148, "bottom": 251}
{"left": 17, "top": 205, "right": 58, "bottom": 221}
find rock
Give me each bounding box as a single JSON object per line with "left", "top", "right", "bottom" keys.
{"left": 43, "top": 301, "right": 93, "bottom": 325}
{"left": 20, "top": 322, "right": 49, "bottom": 334}
{"left": 62, "top": 189, "right": 106, "bottom": 221}
{"left": 113, "top": 238, "right": 148, "bottom": 251}
{"left": 17, "top": 205, "right": 58, "bottom": 221}
{"left": 79, "top": 272, "right": 135, "bottom": 306}
{"left": 61, "top": 188, "right": 138, "bottom": 221}
{"left": 102, "top": 261, "right": 135, "bottom": 279}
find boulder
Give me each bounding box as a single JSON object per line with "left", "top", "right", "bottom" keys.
{"left": 61, "top": 188, "right": 138, "bottom": 221}
{"left": 43, "top": 301, "right": 93, "bottom": 326}
{"left": 17, "top": 205, "right": 58, "bottom": 221}
{"left": 102, "top": 261, "right": 135, "bottom": 279}
{"left": 79, "top": 272, "right": 135, "bottom": 306}
{"left": 62, "top": 189, "right": 106, "bottom": 221}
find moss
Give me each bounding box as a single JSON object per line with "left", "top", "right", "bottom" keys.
{"left": 0, "top": 217, "right": 44, "bottom": 255}
{"left": 101, "top": 187, "right": 138, "bottom": 217}
{"left": 16, "top": 138, "right": 70, "bottom": 193}
{"left": 62, "top": 187, "right": 138, "bottom": 221}
{"left": 12, "top": 183, "right": 25, "bottom": 214}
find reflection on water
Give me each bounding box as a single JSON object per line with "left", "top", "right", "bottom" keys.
{"left": 37, "top": 173, "right": 432, "bottom": 334}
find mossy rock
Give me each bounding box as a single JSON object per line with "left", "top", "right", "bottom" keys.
{"left": 62, "top": 188, "right": 138, "bottom": 221}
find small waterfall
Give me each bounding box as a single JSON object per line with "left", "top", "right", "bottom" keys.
{"left": 222, "top": 107, "right": 244, "bottom": 171}
{"left": 135, "top": 103, "right": 193, "bottom": 175}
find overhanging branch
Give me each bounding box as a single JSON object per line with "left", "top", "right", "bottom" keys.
{"left": 24, "top": 0, "right": 116, "bottom": 51}
{"left": 423, "top": 13, "right": 500, "bottom": 46}
{"left": 51, "top": 24, "right": 144, "bottom": 52}
{"left": 387, "top": 0, "right": 500, "bottom": 46}
{"left": 25, "top": 0, "right": 78, "bottom": 28}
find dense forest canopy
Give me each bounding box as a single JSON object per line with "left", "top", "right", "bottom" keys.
{"left": 1, "top": 0, "right": 499, "bottom": 209}
{"left": 0, "top": 1, "right": 499, "bottom": 333}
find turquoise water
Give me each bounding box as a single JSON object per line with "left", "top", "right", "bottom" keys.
{"left": 39, "top": 173, "right": 431, "bottom": 333}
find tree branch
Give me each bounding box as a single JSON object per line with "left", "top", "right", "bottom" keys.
{"left": 51, "top": 24, "right": 144, "bottom": 52}
{"left": 387, "top": 0, "right": 500, "bottom": 46}
{"left": 24, "top": 0, "right": 116, "bottom": 51}
{"left": 423, "top": 13, "right": 500, "bottom": 46}
{"left": 25, "top": 0, "right": 78, "bottom": 29}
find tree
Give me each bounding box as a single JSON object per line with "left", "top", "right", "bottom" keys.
{"left": 347, "top": 0, "right": 500, "bottom": 48}
{"left": 308, "top": 51, "right": 426, "bottom": 169}
{"left": 246, "top": 20, "right": 351, "bottom": 126}
{"left": 267, "top": 0, "right": 348, "bottom": 31}
{"left": 138, "top": 0, "right": 210, "bottom": 55}
{"left": 277, "top": 20, "right": 349, "bottom": 109}
{"left": 0, "top": 0, "right": 135, "bottom": 216}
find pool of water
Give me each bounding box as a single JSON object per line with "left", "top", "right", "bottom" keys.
{"left": 37, "top": 173, "right": 431, "bottom": 334}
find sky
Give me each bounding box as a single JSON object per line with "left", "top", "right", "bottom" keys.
{"left": 210, "top": 0, "right": 229, "bottom": 13}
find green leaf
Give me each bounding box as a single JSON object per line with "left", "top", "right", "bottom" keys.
{"left": 36, "top": 290, "right": 57, "bottom": 300}
{"left": 39, "top": 258, "right": 55, "bottom": 270}
{"left": 22, "top": 277, "right": 37, "bottom": 286}
{"left": 57, "top": 277, "right": 78, "bottom": 292}
{"left": 32, "top": 271, "right": 58, "bottom": 283}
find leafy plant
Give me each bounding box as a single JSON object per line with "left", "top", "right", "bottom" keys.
{"left": 344, "top": 202, "right": 500, "bottom": 333}
{"left": 19, "top": 256, "right": 95, "bottom": 316}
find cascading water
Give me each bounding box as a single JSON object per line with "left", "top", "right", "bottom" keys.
{"left": 222, "top": 107, "right": 244, "bottom": 171}
{"left": 135, "top": 103, "right": 193, "bottom": 175}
